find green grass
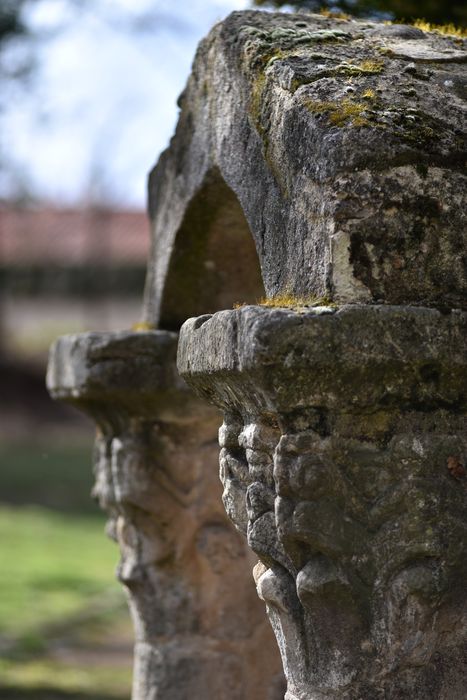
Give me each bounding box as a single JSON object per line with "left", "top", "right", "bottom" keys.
{"left": 0, "top": 658, "right": 131, "bottom": 699}
{"left": 0, "top": 443, "right": 96, "bottom": 513}
{"left": 0, "top": 440, "right": 132, "bottom": 698}
{"left": 0, "top": 505, "right": 122, "bottom": 645}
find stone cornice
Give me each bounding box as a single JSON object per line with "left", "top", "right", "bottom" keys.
{"left": 178, "top": 304, "right": 467, "bottom": 415}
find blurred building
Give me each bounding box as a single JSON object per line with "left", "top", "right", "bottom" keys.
{"left": 0, "top": 203, "right": 149, "bottom": 437}
{"left": 0, "top": 204, "right": 149, "bottom": 362}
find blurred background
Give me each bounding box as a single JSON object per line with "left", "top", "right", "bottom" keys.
{"left": 0, "top": 1, "right": 464, "bottom": 698}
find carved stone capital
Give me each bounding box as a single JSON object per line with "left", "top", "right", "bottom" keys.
{"left": 178, "top": 304, "right": 467, "bottom": 699}
{"left": 47, "top": 330, "right": 284, "bottom": 699}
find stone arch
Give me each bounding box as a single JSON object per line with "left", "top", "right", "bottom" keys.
{"left": 157, "top": 169, "right": 265, "bottom": 331}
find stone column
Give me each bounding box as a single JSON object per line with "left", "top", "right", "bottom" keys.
{"left": 47, "top": 329, "right": 284, "bottom": 700}
{"left": 178, "top": 304, "right": 467, "bottom": 699}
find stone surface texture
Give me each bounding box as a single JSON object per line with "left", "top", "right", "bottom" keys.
{"left": 144, "top": 11, "right": 466, "bottom": 326}
{"left": 178, "top": 304, "right": 467, "bottom": 699}
{"left": 47, "top": 331, "right": 284, "bottom": 700}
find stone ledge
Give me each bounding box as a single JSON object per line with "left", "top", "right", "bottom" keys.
{"left": 47, "top": 330, "right": 211, "bottom": 423}
{"left": 177, "top": 304, "right": 467, "bottom": 414}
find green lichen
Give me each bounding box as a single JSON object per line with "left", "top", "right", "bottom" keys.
{"left": 244, "top": 25, "right": 363, "bottom": 117}
{"left": 268, "top": 27, "right": 352, "bottom": 45}
{"left": 289, "top": 59, "right": 385, "bottom": 92}
{"left": 240, "top": 26, "right": 268, "bottom": 39}
{"left": 338, "top": 59, "right": 384, "bottom": 76}
{"left": 249, "top": 69, "right": 291, "bottom": 197}
{"left": 375, "top": 106, "right": 437, "bottom": 146}
{"left": 250, "top": 72, "right": 267, "bottom": 135}
{"left": 303, "top": 93, "right": 440, "bottom": 146}
{"left": 264, "top": 49, "right": 288, "bottom": 71}
{"left": 241, "top": 24, "right": 352, "bottom": 73}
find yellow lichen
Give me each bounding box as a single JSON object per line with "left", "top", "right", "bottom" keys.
{"left": 355, "top": 60, "right": 385, "bottom": 73}
{"left": 412, "top": 19, "right": 467, "bottom": 38}
{"left": 304, "top": 97, "right": 371, "bottom": 127}
{"left": 319, "top": 8, "right": 351, "bottom": 21}
{"left": 332, "top": 60, "right": 384, "bottom": 77}
{"left": 132, "top": 321, "right": 156, "bottom": 331}
{"left": 362, "top": 88, "right": 376, "bottom": 99}
{"left": 234, "top": 293, "right": 338, "bottom": 310}
{"left": 257, "top": 293, "right": 337, "bottom": 309}
{"left": 381, "top": 18, "right": 466, "bottom": 38}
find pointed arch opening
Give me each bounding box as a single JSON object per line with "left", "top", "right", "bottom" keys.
{"left": 159, "top": 170, "right": 265, "bottom": 330}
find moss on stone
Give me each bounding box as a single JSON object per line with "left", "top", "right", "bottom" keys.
{"left": 304, "top": 97, "right": 372, "bottom": 127}
{"left": 268, "top": 27, "right": 352, "bottom": 45}
{"left": 241, "top": 24, "right": 352, "bottom": 75}
{"left": 378, "top": 46, "right": 395, "bottom": 56}
{"left": 249, "top": 58, "right": 292, "bottom": 197}
{"left": 234, "top": 293, "right": 338, "bottom": 310}
{"left": 250, "top": 71, "right": 267, "bottom": 135}
{"left": 346, "top": 60, "right": 384, "bottom": 75}
{"left": 264, "top": 50, "right": 287, "bottom": 71}
{"left": 319, "top": 8, "right": 351, "bottom": 21}
{"left": 412, "top": 19, "right": 467, "bottom": 38}
{"left": 415, "top": 162, "right": 429, "bottom": 178}
{"left": 289, "top": 59, "right": 385, "bottom": 92}
{"left": 379, "top": 18, "right": 466, "bottom": 38}
{"left": 257, "top": 293, "right": 338, "bottom": 309}
{"left": 303, "top": 91, "right": 441, "bottom": 147}
{"left": 132, "top": 321, "right": 156, "bottom": 331}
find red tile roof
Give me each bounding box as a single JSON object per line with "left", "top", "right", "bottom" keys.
{"left": 0, "top": 206, "right": 150, "bottom": 264}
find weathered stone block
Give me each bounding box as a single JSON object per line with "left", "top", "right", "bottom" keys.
{"left": 144, "top": 11, "right": 466, "bottom": 325}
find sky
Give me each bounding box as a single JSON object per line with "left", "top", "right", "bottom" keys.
{"left": 1, "top": 0, "right": 260, "bottom": 208}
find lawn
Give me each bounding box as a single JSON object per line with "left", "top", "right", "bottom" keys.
{"left": 0, "top": 440, "right": 133, "bottom": 699}
{"left": 0, "top": 443, "right": 97, "bottom": 514}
